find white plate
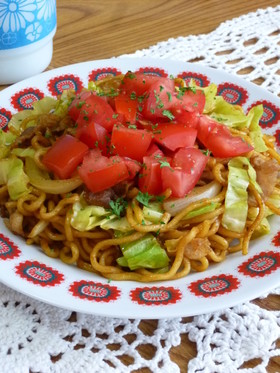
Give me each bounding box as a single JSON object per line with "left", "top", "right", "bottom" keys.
{"left": 0, "top": 57, "right": 280, "bottom": 319}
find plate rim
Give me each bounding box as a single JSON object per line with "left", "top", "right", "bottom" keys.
{"left": 0, "top": 56, "right": 280, "bottom": 319}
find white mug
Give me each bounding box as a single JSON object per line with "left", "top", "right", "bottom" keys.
{"left": 0, "top": 0, "right": 57, "bottom": 84}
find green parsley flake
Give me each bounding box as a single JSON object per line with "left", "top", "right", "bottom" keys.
{"left": 159, "top": 160, "right": 171, "bottom": 168}
{"left": 162, "top": 110, "right": 175, "bottom": 121}
{"left": 136, "top": 191, "right": 153, "bottom": 207}
{"left": 109, "top": 197, "right": 128, "bottom": 218}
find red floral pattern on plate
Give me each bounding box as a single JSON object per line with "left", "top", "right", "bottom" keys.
{"left": 88, "top": 67, "right": 122, "bottom": 82}
{"left": 0, "top": 233, "right": 21, "bottom": 260}
{"left": 247, "top": 100, "right": 280, "bottom": 128}
{"left": 11, "top": 88, "right": 44, "bottom": 110}
{"left": 217, "top": 82, "right": 248, "bottom": 105}
{"left": 15, "top": 260, "right": 64, "bottom": 286}
{"left": 238, "top": 251, "right": 280, "bottom": 277}
{"left": 188, "top": 274, "right": 240, "bottom": 298}
{"left": 0, "top": 108, "right": 12, "bottom": 131}
{"left": 177, "top": 71, "right": 210, "bottom": 87}
{"left": 136, "top": 67, "right": 168, "bottom": 77}
{"left": 69, "top": 280, "right": 121, "bottom": 302}
{"left": 48, "top": 74, "right": 83, "bottom": 96}
{"left": 271, "top": 231, "right": 280, "bottom": 247}
{"left": 130, "top": 286, "right": 181, "bottom": 306}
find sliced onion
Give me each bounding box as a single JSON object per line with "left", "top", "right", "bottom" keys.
{"left": 163, "top": 181, "right": 222, "bottom": 216}
{"left": 9, "top": 211, "right": 24, "bottom": 235}
{"left": 25, "top": 158, "right": 83, "bottom": 194}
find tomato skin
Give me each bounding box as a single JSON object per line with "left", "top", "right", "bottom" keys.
{"left": 161, "top": 147, "right": 209, "bottom": 197}
{"left": 174, "top": 89, "right": 205, "bottom": 113}
{"left": 78, "top": 150, "right": 129, "bottom": 193}
{"left": 207, "top": 127, "right": 254, "bottom": 158}
{"left": 197, "top": 115, "right": 218, "bottom": 145}
{"left": 169, "top": 89, "right": 205, "bottom": 126}
{"left": 68, "top": 91, "right": 91, "bottom": 121}
{"left": 141, "top": 79, "right": 175, "bottom": 120}
{"left": 42, "top": 134, "right": 89, "bottom": 179}
{"left": 146, "top": 143, "right": 164, "bottom": 158}
{"left": 171, "top": 147, "right": 208, "bottom": 173}
{"left": 197, "top": 115, "right": 254, "bottom": 158}
{"left": 121, "top": 72, "right": 162, "bottom": 96}
{"left": 114, "top": 94, "right": 138, "bottom": 123}
{"left": 123, "top": 157, "right": 141, "bottom": 179}
{"left": 74, "top": 92, "right": 118, "bottom": 132}
{"left": 161, "top": 167, "right": 190, "bottom": 198}
{"left": 138, "top": 156, "right": 162, "bottom": 195}
{"left": 153, "top": 123, "right": 197, "bottom": 151}
{"left": 76, "top": 121, "right": 108, "bottom": 152}
{"left": 111, "top": 125, "right": 153, "bottom": 162}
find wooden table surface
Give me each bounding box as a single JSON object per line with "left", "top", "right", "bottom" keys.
{"left": 4, "top": 0, "right": 280, "bottom": 371}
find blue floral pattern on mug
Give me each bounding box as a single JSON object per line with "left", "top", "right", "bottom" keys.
{"left": 0, "top": 0, "right": 56, "bottom": 49}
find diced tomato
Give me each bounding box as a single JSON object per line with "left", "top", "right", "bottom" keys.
{"left": 138, "top": 156, "right": 162, "bottom": 195}
{"left": 141, "top": 79, "right": 175, "bottom": 120}
{"left": 172, "top": 108, "right": 199, "bottom": 128}
{"left": 42, "top": 134, "right": 89, "bottom": 179}
{"left": 74, "top": 92, "right": 119, "bottom": 132}
{"left": 146, "top": 143, "right": 164, "bottom": 158}
{"left": 114, "top": 94, "right": 138, "bottom": 123}
{"left": 120, "top": 72, "right": 162, "bottom": 96}
{"left": 198, "top": 115, "right": 254, "bottom": 158}
{"left": 153, "top": 123, "right": 197, "bottom": 151}
{"left": 170, "top": 88, "right": 205, "bottom": 125}
{"left": 161, "top": 168, "right": 190, "bottom": 198}
{"left": 161, "top": 147, "right": 209, "bottom": 197}
{"left": 207, "top": 126, "right": 254, "bottom": 158}
{"left": 68, "top": 91, "right": 91, "bottom": 121}
{"left": 174, "top": 88, "right": 205, "bottom": 113}
{"left": 76, "top": 121, "right": 108, "bottom": 152}
{"left": 111, "top": 125, "right": 153, "bottom": 162}
{"left": 197, "top": 115, "right": 218, "bottom": 145}
{"left": 78, "top": 150, "right": 129, "bottom": 193}
{"left": 173, "top": 147, "right": 209, "bottom": 175}
{"left": 124, "top": 157, "right": 141, "bottom": 179}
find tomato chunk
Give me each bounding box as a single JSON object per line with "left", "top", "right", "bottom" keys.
{"left": 120, "top": 72, "right": 162, "bottom": 96}
{"left": 138, "top": 156, "right": 162, "bottom": 195}
{"left": 68, "top": 91, "right": 91, "bottom": 121}
{"left": 197, "top": 115, "right": 254, "bottom": 158}
{"left": 153, "top": 123, "right": 197, "bottom": 151}
{"left": 124, "top": 157, "right": 141, "bottom": 179}
{"left": 173, "top": 88, "right": 205, "bottom": 114}
{"left": 78, "top": 150, "right": 129, "bottom": 193}
{"left": 141, "top": 79, "right": 175, "bottom": 120}
{"left": 74, "top": 92, "right": 119, "bottom": 132}
{"left": 146, "top": 143, "right": 164, "bottom": 158}
{"left": 115, "top": 94, "right": 138, "bottom": 123}
{"left": 76, "top": 121, "right": 108, "bottom": 153}
{"left": 111, "top": 125, "right": 153, "bottom": 162}
{"left": 42, "top": 134, "right": 89, "bottom": 179}
{"left": 161, "top": 147, "right": 209, "bottom": 197}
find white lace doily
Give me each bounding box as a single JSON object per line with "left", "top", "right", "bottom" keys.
{"left": 1, "top": 6, "right": 280, "bottom": 373}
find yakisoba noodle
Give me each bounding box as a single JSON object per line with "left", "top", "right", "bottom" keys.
{"left": 0, "top": 71, "right": 279, "bottom": 282}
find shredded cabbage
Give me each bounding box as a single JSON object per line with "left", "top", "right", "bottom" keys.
{"left": 246, "top": 104, "right": 268, "bottom": 152}
{"left": 0, "top": 130, "right": 16, "bottom": 159}
{"left": 222, "top": 157, "right": 262, "bottom": 233}
{"left": 0, "top": 158, "right": 30, "bottom": 200}
{"left": 117, "top": 234, "right": 169, "bottom": 270}
{"left": 184, "top": 202, "right": 220, "bottom": 219}
{"left": 70, "top": 202, "right": 132, "bottom": 232}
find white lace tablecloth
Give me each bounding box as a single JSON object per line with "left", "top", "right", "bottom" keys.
{"left": 1, "top": 6, "right": 280, "bottom": 373}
